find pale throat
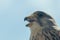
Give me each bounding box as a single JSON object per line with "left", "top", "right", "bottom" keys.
{"left": 29, "top": 22, "right": 43, "bottom": 35}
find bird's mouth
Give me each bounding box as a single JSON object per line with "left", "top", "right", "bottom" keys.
{"left": 26, "top": 22, "right": 31, "bottom": 27}
{"left": 24, "top": 17, "right": 34, "bottom": 27}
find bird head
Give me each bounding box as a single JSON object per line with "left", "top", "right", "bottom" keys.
{"left": 24, "top": 11, "right": 56, "bottom": 30}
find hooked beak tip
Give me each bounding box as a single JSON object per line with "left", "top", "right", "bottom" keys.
{"left": 24, "top": 17, "right": 27, "bottom": 21}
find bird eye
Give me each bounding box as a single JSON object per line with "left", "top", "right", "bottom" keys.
{"left": 38, "top": 13, "right": 44, "bottom": 17}
{"left": 37, "top": 13, "right": 45, "bottom": 18}
{"left": 34, "top": 11, "right": 45, "bottom": 17}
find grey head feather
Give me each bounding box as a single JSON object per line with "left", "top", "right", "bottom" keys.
{"left": 34, "top": 11, "right": 56, "bottom": 27}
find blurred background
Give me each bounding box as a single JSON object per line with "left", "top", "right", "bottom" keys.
{"left": 0, "top": 0, "right": 60, "bottom": 40}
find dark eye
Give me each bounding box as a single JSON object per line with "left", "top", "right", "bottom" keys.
{"left": 37, "top": 11, "right": 45, "bottom": 17}
{"left": 38, "top": 13, "right": 44, "bottom": 17}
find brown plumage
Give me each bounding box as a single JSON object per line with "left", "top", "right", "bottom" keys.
{"left": 24, "top": 11, "right": 60, "bottom": 40}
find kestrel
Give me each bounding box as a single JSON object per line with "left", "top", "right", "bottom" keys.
{"left": 24, "top": 11, "right": 60, "bottom": 40}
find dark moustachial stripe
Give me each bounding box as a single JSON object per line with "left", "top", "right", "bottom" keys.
{"left": 36, "top": 14, "right": 43, "bottom": 26}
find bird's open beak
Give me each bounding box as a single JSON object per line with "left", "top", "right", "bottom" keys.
{"left": 24, "top": 17, "right": 34, "bottom": 27}
{"left": 24, "top": 17, "right": 31, "bottom": 27}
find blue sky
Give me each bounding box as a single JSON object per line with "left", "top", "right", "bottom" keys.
{"left": 0, "top": 0, "right": 60, "bottom": 40}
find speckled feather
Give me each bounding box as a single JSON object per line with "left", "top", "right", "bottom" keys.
{"left": 30, "top": 28, "right": 60, "bottom": 40}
